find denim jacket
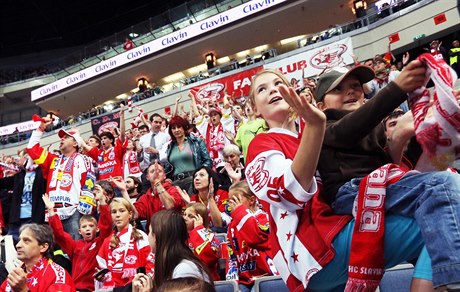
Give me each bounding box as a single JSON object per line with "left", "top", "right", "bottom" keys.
{"left": 165, "top": 135, "right": 212, "bottom": 171}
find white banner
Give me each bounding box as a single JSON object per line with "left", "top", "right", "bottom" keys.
{"left": 31, "top": 0, "right": 287, "bottom": 101}
{"left": 263, "top": 37, "right": 354, "bottom": 88}
{"left": 0, "top": 120, "right": 40, "bottom": 136}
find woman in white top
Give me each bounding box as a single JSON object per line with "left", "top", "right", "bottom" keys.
{"left": 132, "top": 210, "right": 212, "bottom": 291}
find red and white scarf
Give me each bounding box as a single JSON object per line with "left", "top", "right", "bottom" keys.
{"left": 345, "top": 164, "right": 406, "bottom": 291}
{"left": 408, "top": 53, "right": 460, "bottom": 171}
{"left": 205, "top": 123, "right": 225, "bottom": 165}
{"left": 346, "top": 53, "right": 459, "bottom": 290}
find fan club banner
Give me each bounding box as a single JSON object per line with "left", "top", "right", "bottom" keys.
{"left": 190, "top": 66, "right": 263, "bottom": 105}
{"left": 264, "top": 37, "right": 354, "bottom": 88}
{"left": 91, "top": 112, "right": 121, "bottom": 135}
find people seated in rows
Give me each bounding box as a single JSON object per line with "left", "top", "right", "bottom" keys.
{"left": 218, "top": 144, "right": 245, "bottom": 191}
{"left": 117, "top": 161, "right": 185, "bottom": 233}
{"left": 161, "top": 116, "right": 212, "bottom": 195}
{"left": 243, "top": 68, "right": 447, "bottom": 291}
{"left": 190, "top": 166, "right": 230, "bottom": 232}
{"left": 315, "top": 60, "right": 460, "bottom": 290}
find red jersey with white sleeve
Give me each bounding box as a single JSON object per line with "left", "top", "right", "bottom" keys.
{"left": 0, "top": 257, "right": 76, "bottom": 292}
{"left": 190, "top": 189, "right": 231, "bottom": 227}
{"left": 188, "top": 225, "right": 221, "bottom": 281}
{"left": 227, "top": 205, "right": 277, "bottom": 286}
{"left": 245, "top": 128, "right": 351, "bottom": 291}
{"left": 27, "top": 130, "right": 96, "bottom": 220}
{"left": 48, "top": 205, "right": 112, "bottom": 291}
{"left": 87, "top": 138, "right": 127, "bottom": 180}
{"left": 96, "top": 225, "right": 154, "bottom": 288}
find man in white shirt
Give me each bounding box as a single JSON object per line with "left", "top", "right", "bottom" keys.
{"left": 138, "top": 113, "right": 170, "bottom": 171}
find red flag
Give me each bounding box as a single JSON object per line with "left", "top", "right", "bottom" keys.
{"left": 434, "top": 13, "right": 446, "bottom": 25}
{"left": 388, "top": 33, "right": 400, "bottom": 44}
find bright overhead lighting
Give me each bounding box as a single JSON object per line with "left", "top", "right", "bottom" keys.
{"left": 236, "top": 50, "right": 250, "bottom": 58}
{"left": 216, "top": 56, "right": 230, "bottom": 64}
{"left": 254, "top": 45, "right": 268, "bottom": 52}
{"left": 188, "top": 64, "right": 208, "bottom": 75}
{"left": 280, "top": 35, "right": 306, "bottom": 45}
{"left": 128, "top": 33, "right": 139, "bottom": 38}
{"left": 115, "top": 93, "right": 129, "bottom": 100}
{"left": 163, "top": 72, "right": 186, "bottom": 83}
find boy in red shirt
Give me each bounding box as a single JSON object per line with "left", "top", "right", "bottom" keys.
{"left": 42, "top": 183, "right": 112, "bottom": 291}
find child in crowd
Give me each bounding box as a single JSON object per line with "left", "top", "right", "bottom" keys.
{"left": 96, "top": 197, "right": 154, "bottom": 289}
{"left": 244, "top": 68, "right": 433, "bottom": 291}
{"left": 43, "top": 189, "right": 112, "bottom": 292}
{"left": 314, "top": 59, "right": 460, "bottom": 289}
{"left": 227, "top": 181, "right": 277, "bottom": 292}
{"left": 184, "top": 202, "right": 221, "bottom": 281}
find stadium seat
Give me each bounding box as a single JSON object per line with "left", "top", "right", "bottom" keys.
{"left": 379, "top": 263, "right": 414, "bottom": 292}
{"left": 214, "top": 280, "right": 238, "bottom": 292}
{"left": 254, "top": 275, "right": 289, "bottom": 292}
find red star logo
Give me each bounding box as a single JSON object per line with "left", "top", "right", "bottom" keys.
{"left": 280, "top": 211, "right": 288, "bottom": 219}
{"left": 286, "top": 231, "right": 293, "bottom": 241}
{"left": 291, "top": 252, "right": 299, "bottom": 262}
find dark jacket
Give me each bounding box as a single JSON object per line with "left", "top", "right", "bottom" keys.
{"left": 318, "top": 81, "right": 408, "bottom": 205}
{"left": 165, "top": 135, "right": 212, "bottom": 172}
{"left": 0, "top": 167, "right": 46, "bottom": 224}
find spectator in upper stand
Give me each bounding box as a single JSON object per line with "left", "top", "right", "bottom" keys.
{"left": 116, "top": 161, "right": 185, "bottom": 233}
{"left": 227, "top": 181, "right": 277, "bottom": 292}
{"left": 123, "top": 37, "right": 135, "bottom": 51}
{"left": 183, "top": 202, "right": 221, "bottom": 281}
{"left": 218, "top": 144, "right": 245, "bottom": 191}
{"left": 449, "top": 39, "right": 460, "bottom": 75}
{"left": 0, "top": 224, "right": 76, "bottom": 291}
{"left": 43, "top": 188, "right": 111, "bottom": 292}
{"left": 190, "top": 166, "right": 230, "bottom": 231}
{"left": 138, "top": 113, "right": 170, "bottom": 172}
{"left": 82, "top": 105, "right": 127, "bottom": 181}
{"left": 27, "top": 117, "right": 96, "bottom": 239}
{"left": 0, "top": 149, "right": 46, "bottom": 242}
{"left": 193, "top": 92, "right": 235, "bottom": 169}
{"left": 161, "top": 116, "right": 212, "bottom": 195}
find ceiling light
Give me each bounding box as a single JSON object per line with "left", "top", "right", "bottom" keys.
{"left": 236, "top": 50, "right": 250, "bottom": 58}
{"left": 280, "top": 35, "right": 306, "bottom": 45}
{"left": 163, "top": 72, "right": 186, "bottom": 83}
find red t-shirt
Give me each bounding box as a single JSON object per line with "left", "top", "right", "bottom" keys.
{"left": 87, "top": 138, "right": 127, "bottom": 180}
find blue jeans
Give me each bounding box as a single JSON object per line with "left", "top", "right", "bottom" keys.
{"left": 308, "top": 215, "right": 431, "bottom": 291}
{"left": 8, "top": 218, "right": 32, "bottom": 243}
{"left": 61, "top": 211, "right": 82, "bottom": 240}
{"left": 333, "top": 171, "right": 460, "bottom": 287}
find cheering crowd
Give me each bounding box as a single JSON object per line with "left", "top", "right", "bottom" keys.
{"left": 0, "top": 45, "right": 460, "bottom": 292}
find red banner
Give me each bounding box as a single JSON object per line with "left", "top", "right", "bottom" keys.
{"left": 190, "top": 66, "right": 263, "bottom": 105}
{"left": 388, "top": 33, "right": 400, "bottom": 44}
{"left": 433, "top": 13, "right": 446, "bottom": 25}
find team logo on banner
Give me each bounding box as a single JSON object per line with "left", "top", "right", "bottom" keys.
{"left": 196, "top": 83, "right": 225, "bottom": 104}
{"left": 310, "top": 43, "right": 347, "bottom": 69}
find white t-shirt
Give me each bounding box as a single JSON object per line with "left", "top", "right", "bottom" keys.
{"left": 172, "top": 259, "right": 211, "bottom": 283}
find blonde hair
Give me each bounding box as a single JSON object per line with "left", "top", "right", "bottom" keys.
{"left": 229, "top": 180, "right": 255, "bottom": 200}
{"left": 109, "top": 198, "right": 142, "bottom": 249}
